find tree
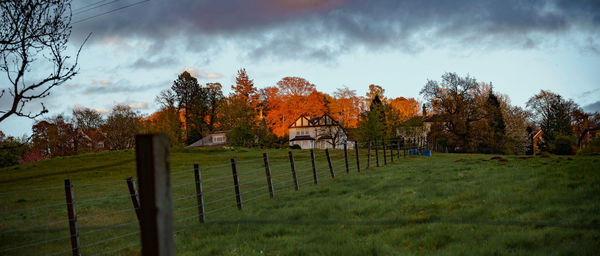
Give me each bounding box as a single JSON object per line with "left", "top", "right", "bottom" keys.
{"left": 526, "top": 90, "right": 577, "bottom": 152}
{"left": 263, "top": 77, "right": 328, "bottom": 137}
{"left": 31, "top": 115, "right": 77, "bottom": 157}
{"left": 205, "top": 82, "right": 224, "bottom": 132}
{"left": 0, "top": 131, "right": 29, "bottom": 167}
{"left": 357, "top": 96, "right": 386, "bottom": 142}
{"left": 143, "top": 106, "right": 182, "bottom": 147}
{"left": 103, "top": 105, "right": 140, "bottom": 150}
{"left": 171, "top": 71, "right": 201, "bottom": 140}
{"left": 420, "top": 72, "right": 483, "bottom": 152}
{"left": 1, "top": 0, "right": 88, "bottom": 123}
{"left": 72, "top": 107, "right": 104, "bottom": 134}
{"left": 484, "top": 91, "right": 505, "bottom": 153}
{"left": 365, "top": 84, "right": 385, "bottom": 102}
{"left": 231, "top": 68, "right": 259, "bottom": 106}
{"left": 330, "top": 87, "right": 361, "bottom": 128}
{"left": 503, "top": 105, "right": 531, "bottom": 155}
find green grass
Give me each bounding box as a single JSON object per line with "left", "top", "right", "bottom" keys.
{"left": 1, "top": 148, "right": 599, "bottom": 255}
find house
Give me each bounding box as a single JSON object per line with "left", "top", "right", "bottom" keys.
{"left": 187, "top": 130, "right": 230, "bottom": 148}
{"left": 288, "top": 114, "right": 350, "bottom": 149}
{"left": 578, "top": 124, "right": 599, "bottom": 148}
{"left": 532, "top": 130, "right": 543, "bottom": 155}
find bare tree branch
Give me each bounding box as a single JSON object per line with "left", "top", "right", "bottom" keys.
{"left": 0, "top": 0, "right": 87, "bottom": 123}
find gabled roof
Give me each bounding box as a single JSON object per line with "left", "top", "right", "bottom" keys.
{"left": 288, "top": 114, "right": 341, "bottom": 128}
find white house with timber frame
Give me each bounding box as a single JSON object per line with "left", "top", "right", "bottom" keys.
{"left": 288, "top": 114, "right": 351, "bottom": 150}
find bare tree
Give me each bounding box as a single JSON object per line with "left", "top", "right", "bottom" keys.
{"left": 0, "top": 0, "right": 88, "bottom": 123}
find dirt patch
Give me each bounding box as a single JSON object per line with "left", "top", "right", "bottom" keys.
{"left": 490, "top": 156, "right": 508, "bottom": 162}
{"left": 454, "top": 159, "right": 466, "bottom": 162}
{"left": 540, "top": 154, "right": 551, "bottom": 158}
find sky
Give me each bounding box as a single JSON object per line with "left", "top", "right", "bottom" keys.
{"left": 1, "top": 0, "right": 599, "bottom": 137}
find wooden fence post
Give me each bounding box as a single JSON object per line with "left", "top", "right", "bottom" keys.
{"left": 325, "top": 149, "right": 335, "bottom": 178}
{"left": 343, "top": 143, "right": 349, "bottom": 174}
{"left": 396, "top": 139, "right": 400, "bottom": 161}
{"left": 383, "top": 139, "right": 387, "bottom": 165}
{"left": 126, "top": 177, "right": 141, "bottom": 225}
{"left": 310, "top": 149, "right": 318, "bottom": 184}
{"left": 230, "top": 158, "right": 243, "bottom": 210}
{"left": 354, "top": 141, "right": 360, "bottom": 173}
{"left": 375, "top": 139, "right": 380, "bottom": 167}
{"left": 289, "top": 151, "right": 299, "bottom": 191}
{"left": 193, "top": 164, "right": 205, "bottom": 223}
{"left": 64, "top": 179, "right": 81, "bottom": 256}
{"left": 390, "top": 139, "right": 394, "bottom": 163}
{"left": 135, "top": 134, "right": 175, "bottom": 256}
{"left": 367, "top": 141, "right": 371, "bottom": 169}
{"left": 263, "top": 153, "right": 274, "bottom": 198}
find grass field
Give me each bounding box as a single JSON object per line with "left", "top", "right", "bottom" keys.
{"left": 1, "top": 147, "right": 599, "bottom": 255}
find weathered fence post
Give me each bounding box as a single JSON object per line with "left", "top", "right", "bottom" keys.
{"left": 230, "top": 158, "right": 243, "bottom": 210}
{"left": 375, "top": 139, "right": 380, "bottom": 167}
{"left": 135, "top": 134, "right": 175, "bottom": 256}
{"left": 343, "top": 143, "right": 349, "bottom": 174}
{"left": 263, "top": 153, "right": 274, "bottom": 198}
{"left": 367, "top": 141, "right": 371, "bottom": 169}
{"left": 64, "top": 179, "right": 81, "bottom": 256}
{"left": 383, "top": 139, "right": 387, "bottom": 165}
{"left": 126, "top": 177, "right": 141, "bottom": 225}
{"left": 390, "top": 139, "right": 394, "bottom": 163}
{"left": 397, "top": 140, "right": 401, "bottom": 159}
{"left": 325, "top": 149, "right": 335, "bottom": 178}
{"left": 193, "top": 164, "right": 205, "bottom": 223}
{"left": 310, "top": 149, "right": 318, "bottom": 184}
{"left": 354, "top": 141, "right": 360, "bottom": 173}
{"left": 289, "top": 151, "right": 299, "bottom": 191}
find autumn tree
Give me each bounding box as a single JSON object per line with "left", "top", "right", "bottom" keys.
{"left": 330, "top": 87, "right": 361, "bottom": 128}
{"left": 1, "top": 0, "right": 88, "bottom": 123}
{"left": 31, "top": 115, "right": 77, "bottom": 157}
{"left": 263, "top": 77, "right": 328, "bottom": 137}
{"left": 365, "top": 84, "right": 385, "bottom": 103}
{"left": 231, "top": 69, "right": 259, "bottom": 106}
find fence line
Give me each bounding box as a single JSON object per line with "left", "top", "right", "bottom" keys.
{"left": 2, "top": 139, "right": 434, "bottom": 255}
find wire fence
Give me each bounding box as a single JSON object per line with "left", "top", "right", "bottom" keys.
{"left": 0, "top": 139, "right": 435, "bottom": 255}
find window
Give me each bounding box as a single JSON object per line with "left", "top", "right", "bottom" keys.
{"left": 213, "top": 136, "right": 225, "bottom": 143}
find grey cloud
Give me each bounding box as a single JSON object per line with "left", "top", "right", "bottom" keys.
{"left": 81, "top": 79, "right": 168, "bottom": 95}
{"left": 583, "top": 101, "right": 600, "bottom": 113}
{"left": 130, "top": 56, "right": 178, "bottom": 69}
{"left": 70, "top": 0, "right": 600, "bottom": 60}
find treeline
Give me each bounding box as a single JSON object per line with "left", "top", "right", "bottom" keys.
{"left": 0, "top": 69, "right": 421, "bottom": 167}
{"left": 416, "top": 73, "right": 599, "bottom": 155}
{"left": 1, "top": 70, "right": 598, "bottom": 167}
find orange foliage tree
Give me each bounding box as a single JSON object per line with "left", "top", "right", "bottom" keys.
{"left": 330, "top": 87, "right": 361, "bottom": 128}
{"left": 388, "top": 97, "right": 420, "bottom": 121}
{"left": 263, "top": 77, "right": 328, "bottom": 137}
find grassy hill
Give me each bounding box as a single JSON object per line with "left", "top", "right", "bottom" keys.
{"left": 1, "top": 148, "right": 599, "bottom": 255}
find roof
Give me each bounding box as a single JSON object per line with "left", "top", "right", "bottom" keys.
{"left": 289, "top": 135, "right": 315, "bottom": 141}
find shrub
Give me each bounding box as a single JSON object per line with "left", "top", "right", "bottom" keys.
{"left": 553, "top": 135, "right": 575, "bottom": 155}
{"left": 289, "top": 144, "right": 301, "bottom": 150}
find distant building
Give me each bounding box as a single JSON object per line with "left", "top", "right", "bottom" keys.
{"left": 187, "top": 130, "right": 230, "bottom": 148}
{"left": 578, "top": 124, "right": 600, "bottom": 148}
{"left": 288, "top": 114, "right": 350, "bottom": 149}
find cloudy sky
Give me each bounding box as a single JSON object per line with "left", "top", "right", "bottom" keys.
{"left": 1, "top": 0, "right": 599, "bottom": 137}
